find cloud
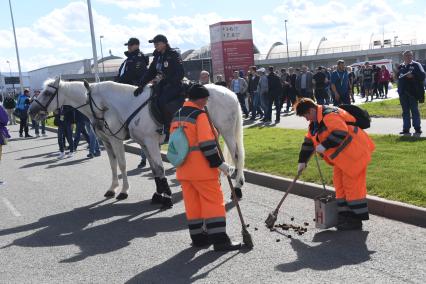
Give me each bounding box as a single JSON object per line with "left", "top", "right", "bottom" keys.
{"left": 95, "top": 0, "right": 160, "bottom": 10}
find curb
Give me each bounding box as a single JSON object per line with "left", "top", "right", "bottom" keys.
{"left": 45, "top": 126, "right": 426, "bottom": 228}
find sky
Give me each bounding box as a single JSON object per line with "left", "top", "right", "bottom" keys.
{"left": 0, "top": 0, "right": 425, "bottom": 72}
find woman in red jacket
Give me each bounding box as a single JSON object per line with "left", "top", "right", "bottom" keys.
{"left": 378, "top": 65, "right": 391, "bottom": 98}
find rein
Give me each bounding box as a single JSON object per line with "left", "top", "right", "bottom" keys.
{"left": 87, "top": 87, "right": 154, "bottom": 140}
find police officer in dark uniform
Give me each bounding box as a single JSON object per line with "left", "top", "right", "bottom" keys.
{"left": 116, "top": 37, "right": 148, "bottom": 85}
{"left": 117, "top": 37, "right": 149, "bottom": 168}
{"left": 134, "top": 34, "right": 184, "bottom": 131}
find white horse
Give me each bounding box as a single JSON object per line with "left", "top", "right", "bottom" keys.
{"left": 29, "top": 78, "right": 245, "bottom": 207}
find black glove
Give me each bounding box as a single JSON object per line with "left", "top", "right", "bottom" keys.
{"left": 134, "top": 86, "right": 144, "bottom": 97}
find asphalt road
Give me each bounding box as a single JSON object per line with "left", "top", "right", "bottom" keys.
{"left": 0, "top": 125, "right": 425, "bottom": 283}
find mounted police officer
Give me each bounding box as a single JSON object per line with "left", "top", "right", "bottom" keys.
{"left": 116, "top": 37, "right": 148, "bottom": 86}
{"left": 116, "top": 37, "right": 149, "bottom": 168}
{"left": 134, "top": 34, "right": 185, "bottom": 134}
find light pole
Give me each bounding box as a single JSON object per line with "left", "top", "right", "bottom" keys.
{"left": 87, "top": 0, "right": 100, "bottom": 82}
{"left": 284, "top": 19, "right": 290, "bottom": 68}
{"left": 99, "top": 35, "right": 105, "bottom": 80}
{"left": 8, "top": 0, "right": 24, "bottom": 94}
{"left": 6, "top": 60, "right": 14, "bottom": 94}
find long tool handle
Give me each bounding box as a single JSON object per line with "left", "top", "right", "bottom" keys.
{"left": 314, "top": 153, "right": 327, "bottom": 193}
{"left": 273, "top": 170, "right": 302, "bottom": 215}
{"left": 204, "top": 106, "right": 248, "bottom": 228}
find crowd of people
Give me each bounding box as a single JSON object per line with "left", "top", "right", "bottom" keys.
{"left": 198, "top": 59, "right": 399, "bottom": 126}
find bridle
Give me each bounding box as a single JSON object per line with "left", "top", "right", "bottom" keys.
{"left": 32, "top": 84, "right": 59, "bottom": 112}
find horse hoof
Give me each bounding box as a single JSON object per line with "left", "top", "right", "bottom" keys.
{"left": 151, "top": 193, "right": 163, "bottom": 205}
{"left": 104, "top": 191, "right": 115, "bottom": 198}
{"left": 116, "top": 193, "right": 128, "bottom": 200}
{"left": 161, "top": 197, "right": 173, "bottom": 209}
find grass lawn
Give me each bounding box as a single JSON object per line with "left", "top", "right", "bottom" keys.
{"left": 243, "top": 127, "right": 426, "bottom": 207}
{"left": 44, "top": 115, "right": 426, "bottom": 207}
{"left": 360, "top": 98, "right": 426, "bottom": 119}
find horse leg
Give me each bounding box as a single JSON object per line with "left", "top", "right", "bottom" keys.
{"left": 113, "top": 140, "right": 129, "bottom": 200}
{"left": 103, "top": 140, "right": 119, "bottom": 198}
{"left": 143, "top": 138, "right": 172, "bottom": 209}
{"left": 222, "top": 130, "right": 244, "bottom": 198}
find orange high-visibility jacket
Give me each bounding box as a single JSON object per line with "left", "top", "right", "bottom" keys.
{"left": 170, "top": 101, "right": 222, "bottom": 180}
{"left": 299, "top": 105, "right": 375, "bottom": 177}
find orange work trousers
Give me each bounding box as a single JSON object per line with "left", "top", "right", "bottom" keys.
{"left": 333, "top": 166, "right": 369, "bottom": 220}
{"left": 180, "top": 179, "right": 226, "bottom": 220}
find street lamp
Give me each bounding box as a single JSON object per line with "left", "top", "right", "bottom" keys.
{"left": 8, "top": 0, "right": 24, "bottom": 94}
{"left": 99, "top": 35, "right": 105, "bottom": 80}
{"left": 86, "top": 0, "right": 100, "bottom": 82}
{"left": 6, "top": 60, "right": 14, "bottom": 94}
{"left": 284, "top": 19, "right": 290, "bottom": 68}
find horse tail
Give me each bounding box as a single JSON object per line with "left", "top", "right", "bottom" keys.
{"left": 223, "top": 99, "right": 245, "bottom": 188}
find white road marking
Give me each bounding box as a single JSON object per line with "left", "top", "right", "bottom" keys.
{"left": 2, "top": 197, "right": 22, "bottom": 217}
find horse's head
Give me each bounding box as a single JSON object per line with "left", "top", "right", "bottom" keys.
{"left": 29, "top": 77, "right": 62, "bottom": 121}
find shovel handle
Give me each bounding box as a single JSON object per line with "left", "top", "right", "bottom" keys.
{"left": 273, "top": 170, "right": 302, "bottom": 214}
{"left": 204, "top": 106, "right": 248, "bottom": 228}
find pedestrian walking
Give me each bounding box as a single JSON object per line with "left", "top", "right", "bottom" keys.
{"left": 248, "top": 66, "right": 263, "bottom": 120}
{"left": 169, "top": 84, "right": 241, "bottom": 251}
{"left": 230, "top": 70, "right": 249, "bottom": 118}
{"left": 378, "top": 65, "right": 391, "bottom": 98}
{"left": 313, "top": 66, "right": 327, "bottom": 105}
{"left": 296, "top": 65, "right": 314, "bottom": 99}
{"left": 362, "top": 62, "right": 374, "bottom": 102}
{"left": 296, "top": 98, "right": 375, "bottom": 230}
{"left": 266, "top": 66, "right": 283, "bottom": 123}
{"left": 15, "top": 89, "right": 32, "bottom": 138}
{"left": 331, "top": 60, "right": 351, "bottom": 105}
{"left": 397, "top": 50, "right": 425, "bottom": 135}
{"left": 257, "top": 68, "right": 269, "bottom": 120}
{"left": 0, "top": 104, "right": 11, "bottom": 186}
{"left": 2, "top": 93, "right": 16, "bottom": 125}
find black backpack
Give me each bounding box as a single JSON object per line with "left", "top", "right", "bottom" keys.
{"left": 3, "top": 97, "right": 16, "bottom": 109}
{"left": 323, "top": 105, "right": 371, "bottom": 129}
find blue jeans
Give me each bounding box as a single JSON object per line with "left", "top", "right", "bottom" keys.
{"left": 85, "top": 120, "right": 100, "bottom": 155}
{"left": 399, "top": 91, "right": 421, "bottom": 131}
{"left": 74, "top": 116, "right": 90, "bottom": 151}
{"left": 58, "top": 120, "right": 73, "bottom": 153}
{"left": 250, "top": 91, "right": 263, "bottom": 118}
{"left": 34, "top": 119, "right": 46, "bottom": 135}
{"left": 261, "top": 94, "right": 271, "bottom": 120}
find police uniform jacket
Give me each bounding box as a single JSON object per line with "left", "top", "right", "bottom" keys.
{"left": 140, "top": 46, "right": 184, "bottom": 88}
{"left": 116, "top": 49, "right": 148, "bottom": 86}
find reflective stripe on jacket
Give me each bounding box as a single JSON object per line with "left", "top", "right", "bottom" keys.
{"left": 170, "top": 101, "right": 221, "bottom": 180}
{"left": 299, "top": 105, "right": 375, "bottom": 177}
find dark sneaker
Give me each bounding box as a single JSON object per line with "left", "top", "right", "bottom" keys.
{"left": 19, "top": 133, "right": 23, "bottom": 137}
{"left": 161, "top": 195, "right": 173, "bottom": 209}
{"left": 213, "top": 240, "right": 242, "bottom": 252}
{"left": 94, "top": 151, "right": 101, "bottom": 157}
{"left": 25, "top": 134, "right": 33, "bottom": 138}
{"left": 87, "top": 153, "right": 94, "bottom": 158}
{"left": 399, "top": 129, "right": 410, "bottom": 135}
{"left": 414, "top": 128, "right": 422, "bottom": 134}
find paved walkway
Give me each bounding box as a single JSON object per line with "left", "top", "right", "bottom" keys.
{"left": 244, "top": 89, "right": 425, "bottom": 136}
{"left": 1, "top": 125, "right": 425, "bottom": 283}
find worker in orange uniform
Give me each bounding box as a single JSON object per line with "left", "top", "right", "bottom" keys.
{"left": 295, "top": 98, "right": 375, "bottom": 230}
{"left": 170, "top": 84, "right": 241, "bottom": 251}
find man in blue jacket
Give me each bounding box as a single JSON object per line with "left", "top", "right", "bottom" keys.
{"left": 398, "top": 50, "right": 426, "bottom": 135}
{"left": 16, "top": 89, "right": 32, "bottom": 138}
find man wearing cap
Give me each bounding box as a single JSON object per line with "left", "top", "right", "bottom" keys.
{"left": 169, "top": 84, "right": 241, "bottom": 252}
{"left": 134, "top": 34, "right": 184, "bottom": 132}
{"left": 117, "top": 37, "right": 149, "bottom": 169}
{"left": 117, "top": 38, "right": 148, "bottom": 86}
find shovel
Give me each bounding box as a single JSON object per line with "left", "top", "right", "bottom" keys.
{"left": 204, "top": 106, "right": 254, "bottom": 249}
{"left": 265, "top": 170, "right": 302, "bottom": 229}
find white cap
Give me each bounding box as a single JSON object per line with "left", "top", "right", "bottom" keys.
{"left": 258, "top": 67, "right": 265, "bottom": 73}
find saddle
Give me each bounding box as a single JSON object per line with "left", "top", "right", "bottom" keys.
{"left": 149, "top": 93, "right": 185, "bottom": 129}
